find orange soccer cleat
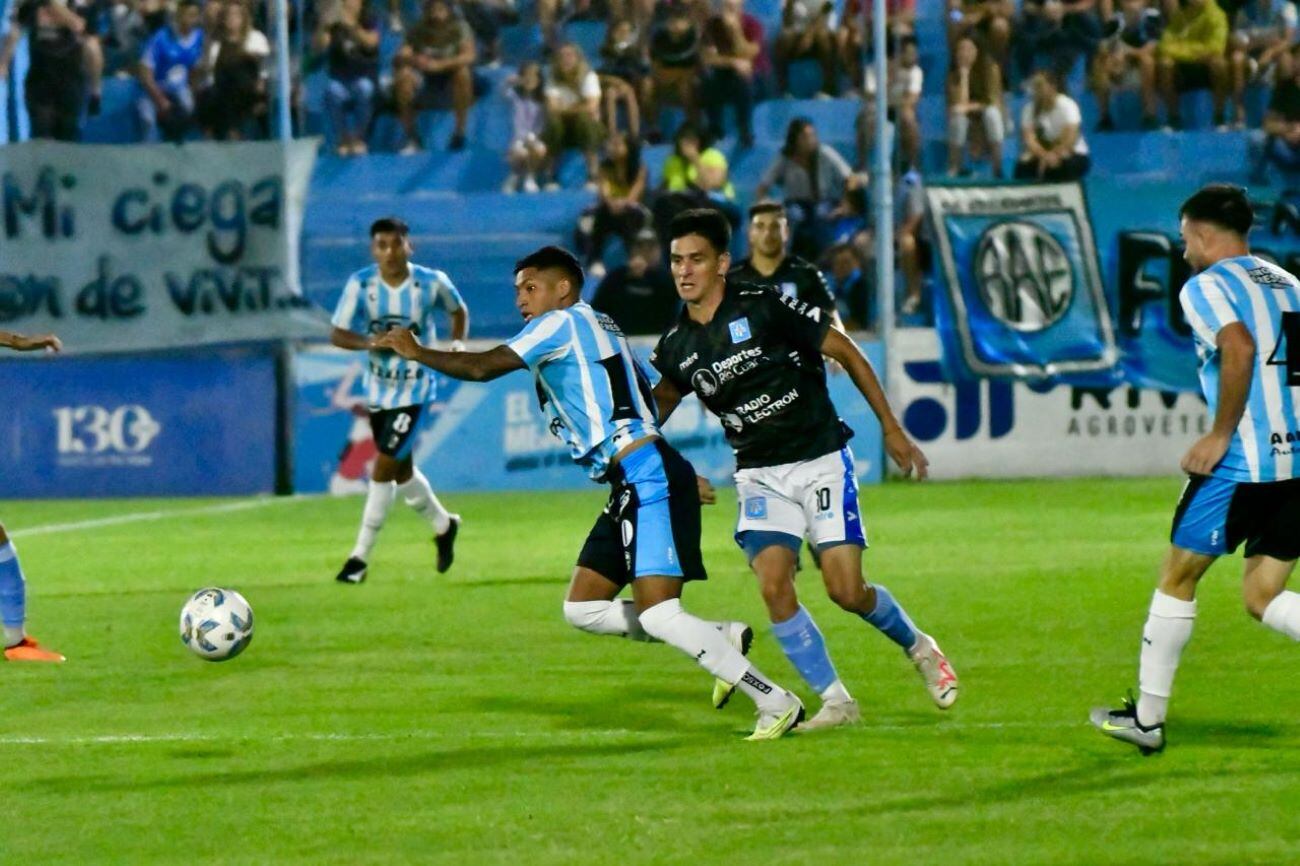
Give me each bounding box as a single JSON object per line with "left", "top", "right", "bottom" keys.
{"left": 4, "top": 637, "right": 66, "bottom": 663}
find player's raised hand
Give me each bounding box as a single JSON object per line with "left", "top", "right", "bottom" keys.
{"left": 885, "top": 427, "right": 929, "bottom": 480}
{"left": 1180, "top": 431, "right": 1231, "bottom": 476}
{"left": 696, "top": 475, "right": 717, "bottom": 505}
{"left": 373, "top": 326, "right": 420, "bottom": 359}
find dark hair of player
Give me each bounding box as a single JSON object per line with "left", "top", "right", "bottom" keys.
{"left": 669, "top": 208, "right": 732, "bottom": 255}
{"left": 514, "top": 245, "right": 585, "bottom": 293}
{"left": 1179, "top": 184, "right": 1254, "bottom": 236}
{"left": 369, "top": 217, "right": 410, "bottom": 238}
{"left": 748, "top": 200, "right": 786, "bottom": 221}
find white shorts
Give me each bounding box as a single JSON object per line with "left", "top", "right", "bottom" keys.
{"left": 733, "top": 446, "right": 868, "bottom": 559}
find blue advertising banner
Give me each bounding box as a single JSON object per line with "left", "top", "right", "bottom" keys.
{"left": 926, "top": 182, "right": 1120, "bottom": 386}
{"left": 0, "top": 349, "right": 277, "bottom": 497}
{"left": 294, "top": 339, "right": 886, "bottom": 494}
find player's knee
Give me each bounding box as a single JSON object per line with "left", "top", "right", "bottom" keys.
{"left": 1242, "top": 582, "right": 1277, "bottom": 621}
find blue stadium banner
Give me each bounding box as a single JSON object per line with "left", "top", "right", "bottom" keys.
{"left": 294, "top": 339, "right": 887, "bottom": 494}
{"left": 0, "top": 349, "right": 277, "bottom": 497}
{"left": 0, "top": 140, "right": 326, "bottom": 354}
{"left": 925, "top": 182, "right": 1120, "bottom": 385}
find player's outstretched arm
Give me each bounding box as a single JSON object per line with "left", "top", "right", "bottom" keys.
{"left": 374, "top": 327, "right": 525, "bottom": 382}
{"left": 0, "top": 330, "right": 62, "bottom": 353}
{"left": 820, "top": 327, "right": 929, "bottom": 480}
{"left": 1181, "top": 322, "right": 1255, "bottom": 476}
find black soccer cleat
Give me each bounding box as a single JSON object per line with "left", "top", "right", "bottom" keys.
{"left": 335, "top": 557, "right": 368, "bottom": 584}
{"left": 435, "top": 516, "right": 461, "bottom": 574}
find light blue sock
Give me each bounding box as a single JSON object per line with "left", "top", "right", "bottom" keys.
{"left": 861, "top": 585, "right": 918, "bottom": 652}
{"left": 0, "top": 541, "right": 27, "bottom": 646}
{"left": 771, "top": 605, "right": 840, "bottom": 693}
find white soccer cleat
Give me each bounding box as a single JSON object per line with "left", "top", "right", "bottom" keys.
{"left": 909, "top": 633, "right": 959, "bottom": 709}
{"left": 796, "top": 699, "right": 861, "bottom": 733}
{"left": 711, "top": 622, "right": 753, "bottom": 710}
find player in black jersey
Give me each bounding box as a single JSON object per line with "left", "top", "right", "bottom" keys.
{"left": 650, "top": 209, "right": 959, "bottom": 731}
{"left": 729, "top": 200, "right": 844, "bottom": 330}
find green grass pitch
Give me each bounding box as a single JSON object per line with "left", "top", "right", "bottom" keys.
{"left": 1, "top": 478, "right": 1296, "bottom": 865}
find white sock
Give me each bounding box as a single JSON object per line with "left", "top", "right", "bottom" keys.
{"left": 1136, "top": 590, "right": 1196, "bottom": 727}
{"left": 819, "top": 679, "right": 853, "bottom": 704}
{"left": 4, "top": 625, "right": 23, "bottom": 648}
{"left": 396, "top": 469, "right": 452, "bottom": 535}
{"left": 563, "top": 600, "right": 654, "bottom": 641}
{"left": 350, "top": 480, "right": 396, "bottom": 561}
{"left": 1262, "top": 591, "right": 1300, "bottom": 640}
{"left": 638, "top": 599, "right": 787, "bottom": 711}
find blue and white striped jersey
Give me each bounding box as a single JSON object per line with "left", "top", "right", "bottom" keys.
{"left": 1180, "top": 255, "right": 1300, "bottom": 482}
{"left": 505, "top": 302, "right": 659, "bottom": 480}
{"left": 331, "top": 263, "right": 465, "bottom": 410}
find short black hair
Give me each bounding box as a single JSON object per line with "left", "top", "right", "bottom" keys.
{"left": 1180, "top": 184, "right": 1253, "bottom": 236}
{"left": 669, "top": 208, "right": 732, "bottom": 255}
{"left": 514, "top": 245, "right": 585, "bottom": 293}
{"left": 370, "top": 217, "right": 410, "bottom": 238}
{"left": 748, "top": 200, "right": 787, "bottom": 221}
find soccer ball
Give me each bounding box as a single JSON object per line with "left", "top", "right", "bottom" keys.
{"left": 179, "top": 588, "right": 254, "bottom": 661}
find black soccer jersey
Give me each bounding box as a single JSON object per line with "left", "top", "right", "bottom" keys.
{"left": 650, "top": 281, "right": 851, "bottom": 469}
{"left": 728, "top": 255, "right": 837, "bottom": 316}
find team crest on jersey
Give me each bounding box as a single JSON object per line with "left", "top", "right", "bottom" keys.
{"left": 729, "top": 318, "right": 752, "bottom": 343}
{"left": 780, "top": 282, "right": 797, "bottom": 298}
{"left": 744, "top": 497, "right": 767, "bottom": 519}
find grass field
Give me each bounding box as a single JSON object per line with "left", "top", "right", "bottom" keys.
{"left": 1, "top": 478, "right": 1297, "bottom": 865}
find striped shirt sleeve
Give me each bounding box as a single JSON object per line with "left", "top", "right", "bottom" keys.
{"left": 432, "top": 269, "right": 465, "bottom": 313}
{"left": 331, "top": 274, "right": 366, "bottom": 332}
{"left": 505, "top": 310, "right": 570, "bottom": 367}
{"left": 1180, "top": 273, "right": 1241, "bottom": 346}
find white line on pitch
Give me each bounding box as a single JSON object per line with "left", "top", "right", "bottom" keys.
{"left": 0, "top": 721, "right": 1089, "bottom": 747}
{"left": 8, "top": 496, "right": 309, "bottom": 540}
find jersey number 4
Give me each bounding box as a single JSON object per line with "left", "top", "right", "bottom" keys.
{"left": 1266, "top": 311, "right": 1300, "bottom": 387}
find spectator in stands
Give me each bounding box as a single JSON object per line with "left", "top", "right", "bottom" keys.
{"left": 135, "top": 0, "right": 203, "bottom": 142}
{"left": 542, "top": 42, "right": 604, "bottom": 189}
{"left": 841, "top": 0, "right": 917, "bottom": 92}
{"left": 774, "top": 0, "right": 839, "bottom": 97}
{"left": 946, "top": 35, "right": 1005, "bottom": 177}
{"left": 1157, "top": 0, "right": 1229, "bottom": 130}
{"left": 701, "top": 0, "right": 757, "bottom": 146}
{"left": 598, "top": 18, "right": 646, "bottom": 140}
{"left": 646, "top": 1, "right": 700, "bottom": 139}
{"left": 653, "top": 122, "right": 740, "bottom": 235}
{"left": 576, "top": 131, "right": 650, "bottom": 278}
{"left": 0, "top": 0, "right": 92, "bottom": 140}
{"left": 1251, "top": 45, "right": 1300, "bottom": 184}
{"left": 857, "top": 35, "right": 923, "bottom": 170}
{"left": 755, "top": 117, "right": 862, "bottom": 260}
{"left": 197, "top": 1, "right": 269, "bottom": 141}
{"left": 590, "top": 228, "right": 680, "bottom": 334}
{"left": 458, "top": 0, "right": 516, "bottom": 67}
{"left": 1091, "top": 0, "right": 1162, "bottom": 131}
{"left": 502, "top": 61, "right": 547, "bottom": 193}
{"left": 104, "top": 0, "right": 165, "bottom": 76}
{"left": 536, "top": 0, "right": 586, "bottom": 55}
{"left": 1015, "top": 70, "right": 1090, "bottom": 179}
{"left": 316, "top": 0, "right": 381, "bottom": 156}
{"left": 393, "top": 0, "right": 478, "bottom": 153}
{"left": 387, "top": 0, "right": 405, "bottom": 33}
{"left": 947, "top": 0, "right": 1014, "bottom": 69}
{"left": 1229, "top": 0, "right": 1297, "bottom": 129}
{"left": 1014, "top": 0, "right": 1102, "bottom": 83}
{"left": 825, "top": 242, "right": 871, "bottom": 329}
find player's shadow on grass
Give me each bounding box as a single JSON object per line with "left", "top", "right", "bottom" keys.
{"left": 451, "top": 576, "right": 565, "bottom": 589}
{"left": 1172, "top": 718, "right": 1294, "bottom": 748}
{"left": 470, "top": 691, "right": 725, "bottom": 734}
{"left": 34, "top": 739, "right": 693, "bottom": 794}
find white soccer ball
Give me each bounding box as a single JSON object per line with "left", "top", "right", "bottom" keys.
{"left": 179, "top": 588, "right": 254, "bottom": 662}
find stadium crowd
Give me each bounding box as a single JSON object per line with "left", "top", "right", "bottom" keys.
{"left": 3, "top": 0, "right": 1296, "bottom": 327}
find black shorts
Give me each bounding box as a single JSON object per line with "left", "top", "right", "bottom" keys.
{"left": 577, "top": 440, "right": 708, "bottom": 586}
{"left": 1174, "top": 61, "right": 1213, "bottom": 92}
{"left": 369, "top": 405, "right": 423, "bottom": 459}
{"left": 1170, "top": 475, "right": 1300, "bottom": 560}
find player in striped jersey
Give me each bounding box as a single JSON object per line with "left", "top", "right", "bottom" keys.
{"left": 1093, "top": 184, "right": 1300, "bottom": 754}
{"left": 374, "top": 246, "right": 806, "bottom": 740}
{"left": 330, "top": 217, "right": 468, "bottom": 584}
{"left": 0, "top": 329, "right": 66, "bottom": 662}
